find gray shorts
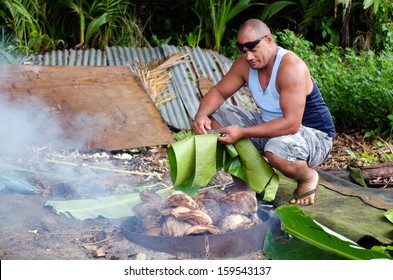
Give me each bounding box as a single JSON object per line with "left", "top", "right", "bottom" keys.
{"left": 211, "top": 104, "right": 333, "bottom": 167}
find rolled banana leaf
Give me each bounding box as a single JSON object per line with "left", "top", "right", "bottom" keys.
{"left": 167, "top": 133, "right": 279, "bottom": 200}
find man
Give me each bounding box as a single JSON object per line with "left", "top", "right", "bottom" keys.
{"left": 192, "top": 19, "right": 335, "bottom": 206}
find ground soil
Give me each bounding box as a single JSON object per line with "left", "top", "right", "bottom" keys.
{"left": 0, "top": 131, "right": 391, "bottom": 260}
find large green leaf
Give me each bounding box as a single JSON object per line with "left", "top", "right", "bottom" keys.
{"left": 233, "top": 139, "right": 279, "bottom": 201}
{"left": 85, "top": 13, "right": 107, "bottom": 44}
{"left": 384, "top": 209, "right": 393, "bottom": 224}
{"left": 45, "top": 186, "right": 172, "bottom": 220}
{"left": 265, "top": 205, "right": 392, "bottom": 260}
{"left": 167, "top": 134, "right": 279, "bottom": 199}
{"left": 193, "top": 134, "right": 220, "bottom": 187}
{"left": 168, "top": 136, "right": 198, "bottom": 194}
{"left": 259, "top": 1, "right": 297, "bottom": 21}
{"left": 0, "top": 174, "right": 38, "bottom": 194}
{"left": 263, "top": 229, "right": 343, "bottom": 260}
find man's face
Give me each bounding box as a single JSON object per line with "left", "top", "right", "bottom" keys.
{"left": 237, "top": 32, "right": 271, "bottom": 69}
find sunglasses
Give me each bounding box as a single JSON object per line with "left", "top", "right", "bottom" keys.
{"left": 236, "top": 34, "right": 268, "bottom": 50}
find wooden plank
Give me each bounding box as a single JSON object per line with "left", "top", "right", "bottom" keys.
{"left": 0, "top": 64, "right": 174, "bottom": 151}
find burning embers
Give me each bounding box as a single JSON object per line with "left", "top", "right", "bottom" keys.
{"left": 132, "top": 187, "right": 261, "bottom": 237}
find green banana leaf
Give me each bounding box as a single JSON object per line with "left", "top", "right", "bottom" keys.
{"left": 348, "top": 163, "right": 367, "bottom": 187}
{"left": 167, "top": 133, "right": 279, "bottom": 199}
{"left": 45, "top": 186, "right": 172, "bottom": 220}
{"left": 263, "top": 230, "right": 343, "bottom": 260}
{"left": 384, "top": 209, "right": 393, "bottom": 224}
{"left": 0, "top": 174, "right": 38, "bottom": 194}
{"left": 233, "top": 139, "right": 279, "bottom": 201}
{"left": 264, "top": 205, "right": 392, "bottom": 260}
{"left": 371, "top": 245, "right": 393, "bottom": 257}
{"left": 167, "top": 136, "right": 200, "bottom": 195}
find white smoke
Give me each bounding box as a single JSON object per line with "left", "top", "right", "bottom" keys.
{"left": 0, "top": 93, "right": 64, "bottom": 155}
{"left": 0, "top": 92, "right": 113, "bottom": 156}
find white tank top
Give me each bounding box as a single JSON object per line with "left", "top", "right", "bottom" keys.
{"left": 248, "top": 47, "right": 289, "bottom": 122}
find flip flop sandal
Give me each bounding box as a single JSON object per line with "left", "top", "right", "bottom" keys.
{"left": 291, "top": 186, "right": 318, "bottom": 206}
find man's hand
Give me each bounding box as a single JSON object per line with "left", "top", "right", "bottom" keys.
{"left": 217, "top": 125, "right": 243, "bottom": 144}
{"left": 192, "top": 115, "right": 212, "bottom": 135}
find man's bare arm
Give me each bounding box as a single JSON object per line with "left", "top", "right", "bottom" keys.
{"left": 192, "top": 58, "right": 248, "bottom": 134}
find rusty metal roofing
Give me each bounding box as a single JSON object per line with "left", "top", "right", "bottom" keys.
{"left": 29, "top": 45, "right": 255, "bottom": 130}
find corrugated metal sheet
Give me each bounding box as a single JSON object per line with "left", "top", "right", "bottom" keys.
{"left": 29, "top": 45, "right": 255, "bottom": 130}
{"left": 31, "top": 49, "right": 107, "bottom": 66}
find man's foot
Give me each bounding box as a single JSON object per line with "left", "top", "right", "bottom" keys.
{"left": 290, "top": 169, "right": 319, "bottom": 206}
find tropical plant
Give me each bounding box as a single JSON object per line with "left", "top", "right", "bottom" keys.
{"left": 263, "top": 205, "right": 392, "bottom": 260}
{"left": 0, "top": 0, "right": 63, "bottom": 55}
{"left": 258, "top": 0, "right": 334, "bottom": 40}
{"left": 0, "top": 0, "right": 149, "bottom": 54}
{"left": 358, "top": 0, "right": 393, "bottom": 51}
{"left": 59, "top": 0, "right": 148, "bottom": 49}
{"left": 256, "top": 0, "right": 392, "bottom": 51}
{"left": 193, "top": 0, "right": 255, "bottom": 52}
{"left": 45, "top": 184, "right": 173, "bottom": 220}
{"left": 168, "top": 132, "right": 279, "bottom": 199}
{"left": 94, "top": 0, "right": 149, "bottom": 48}
{"left": 182, "top": 13, "right": 204, "bottom": 47}
{"left": 0, "top": 28, "right": 20, "bottom": 62}
{"left": 276, "top": 29, "right": 393, "bottom": 134}
{"left": 329, "top": 0, "right": 393, "bottom": 51}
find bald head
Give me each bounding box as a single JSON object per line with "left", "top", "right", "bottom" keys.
{"left": 238, "top": 19, "right": 271, "bottom": 37}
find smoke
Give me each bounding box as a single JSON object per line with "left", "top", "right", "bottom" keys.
{"left": 0, "top": 94, "right": 59, "bottom": 154}
{"left": 0, "top": 93, "right": 107, "bottom": 156}
{"left": 0, "top": 89, "right": 127, "bottom": 199}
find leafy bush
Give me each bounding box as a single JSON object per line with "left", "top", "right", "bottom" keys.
{"left": 276, "top": 29, "right": 393, "bottom": 136}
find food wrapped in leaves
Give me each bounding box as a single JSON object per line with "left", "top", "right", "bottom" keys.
{"left": 217, "top": 214, "right": 255, "bottom": 233}
{"left": 195, "top": 198, "right": 222, "bottom": 225}
{"left": 164, "top": 191, "right": 199, "bottom": 210}
{"left": 219, "top": 191, "right": 258, "bottom": 215}
{"left": 161, "top": 216, "right": 193, "bottom": 237}
{"left": 139, "top": 189, "right": 162, "bottom": 206}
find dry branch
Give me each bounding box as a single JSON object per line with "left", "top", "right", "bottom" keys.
{"left": 129, "top": 52, "right": 189, "bottom": 108}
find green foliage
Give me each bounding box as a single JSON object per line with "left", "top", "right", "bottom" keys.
{"left": 384, "top": 209, "right": 393, "bottom": 224}
{"left": 220, "top": 32, "right": 241, "bottom": 60}
{"left": 1, "top": 0, "right": 392, "bottom": 56}
{"left": 167, "top": 133, "right": 279, "bottom": 199}
{"left": 0, "top": 0, "right": 149, "bottom": 53}
{"left": 62, "top": 0, "right": 149, "bottom": 49}
{"left": 193, "top": 0, "right": 254, "bottom": 52}
{"left": 387, "top": 114, "right": 393, "bottom": 137}
{"left": 258, "top": 0, "right": 335, "bottom": 43}
{"left": 371, "top": 245, "right": 393, "bottom": 257}
{"left": 0, "top": 0, "right": 64, "bottom": 55}
{"left": 256, "top": 0, "right": 393, "bottom": 52}
{"left": 264, "top": 205, "right": 392, "bottom": 260}
{"left": 0, "top": 28, "right": 22, "bottom": 62}
{"left": 151, "top": 34, "right": 172, "bottom": 47}
{"left": 276, "top": 29, "right": 393, "bottom": 135}
{"left": 317, "top": 48, "right": 393, "bottom": 134}
{"left": 45, "top": 185, "right": 173, "bottom": 220}
{"left": 353, "top": 0, "right": 393, "bottom": 51}
{"left": 175, "top": 26, "right": 204, "bottom": 48}
{"left": 346, "top": 147, "right": 393, "bottom": 166}
{"left": 372, "top": 0, "right": 393, "bottom": 50}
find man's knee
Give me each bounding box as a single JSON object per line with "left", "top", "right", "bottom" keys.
{"left": 265, "top": 151, "right": 288, "bottom": 170}
{"left": 265, "top": 151, "right": 307, "bottom": 177}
